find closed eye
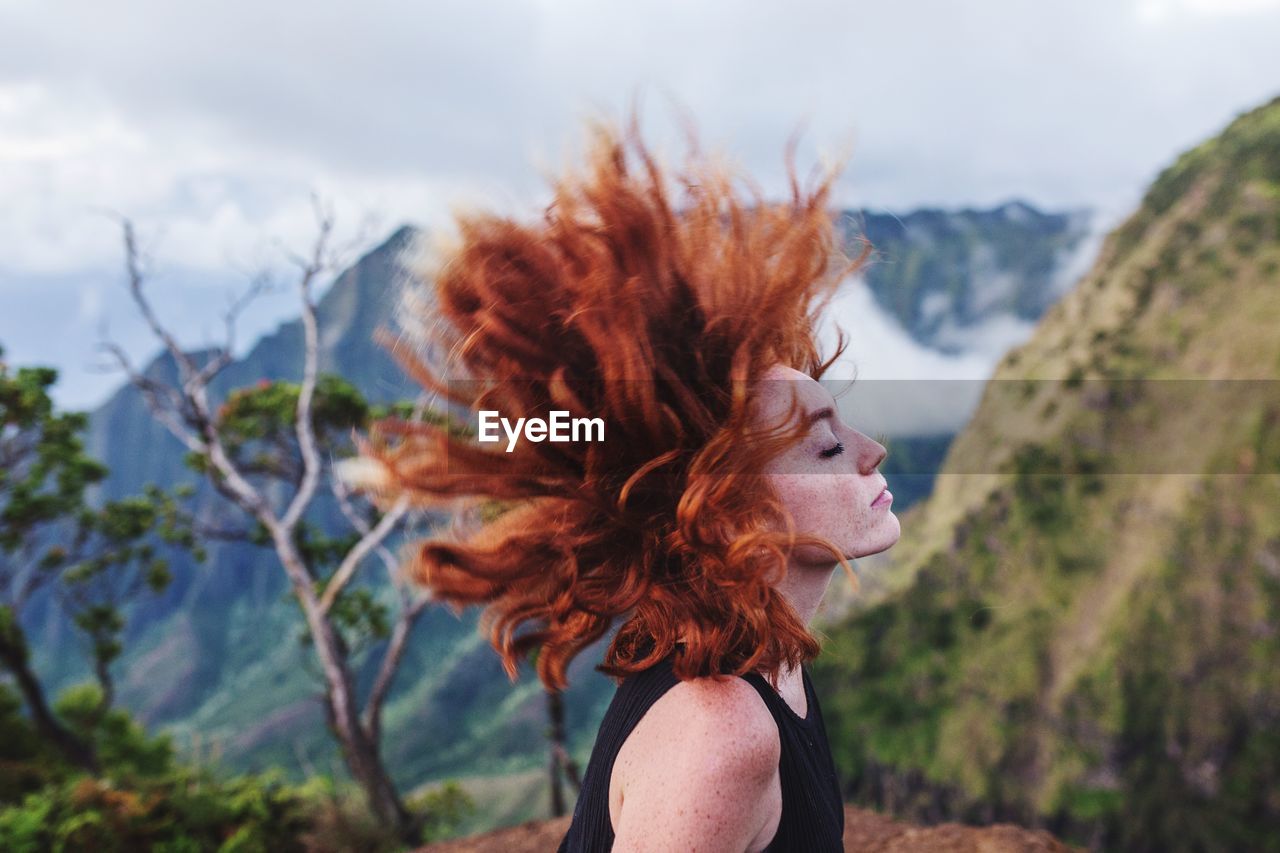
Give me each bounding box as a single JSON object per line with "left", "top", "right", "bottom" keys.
{"left": 820, "top": 441, "right": 845, "bottom": 459}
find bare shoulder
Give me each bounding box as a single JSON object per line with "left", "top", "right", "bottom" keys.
{"left": 645, "top": 675, "right": 780, "bottom": 770}
{"left": 660, "top": 671, "right": 778, "bottom": 742}
{"left": 610, "top": 675, "right": 781, "bottom": 851}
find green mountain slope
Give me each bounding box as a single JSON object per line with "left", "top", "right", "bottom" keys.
{"left": 812, "top": 94, "right": 1280, "bottom": 851}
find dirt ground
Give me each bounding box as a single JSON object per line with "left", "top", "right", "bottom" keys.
{"left": 421, "top": 805, "right": 1079, "bottom": 852}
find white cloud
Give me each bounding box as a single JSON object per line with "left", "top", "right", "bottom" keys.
{"left": 816, "top": 277, "right": 1000, "bottom": 436}
{"left": 3, "top": 0, "right": 1278, "bottom": 278}
{"left": 2, "top": 0, "right": 1278, "bottom": 409}
{"left": 1137, "top": 0, "right": 1280, "bottom": 22}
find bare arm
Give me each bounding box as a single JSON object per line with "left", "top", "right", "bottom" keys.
{"left": 610, "top": 677, "right": 781, "bottom": 853}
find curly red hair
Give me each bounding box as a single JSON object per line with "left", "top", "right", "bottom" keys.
{"left": 356, "top": 109, "right": 870, "bottom": 691}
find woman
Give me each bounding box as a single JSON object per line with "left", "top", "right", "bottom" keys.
{"left": 353, "top": 109, "right": 901, "bottom": 851}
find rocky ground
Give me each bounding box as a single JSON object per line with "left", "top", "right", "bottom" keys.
{"left": 421, "top": 805, "right": 1078, "bottom": 852}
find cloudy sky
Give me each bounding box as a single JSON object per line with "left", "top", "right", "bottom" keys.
{"left": 2, "top": 0, "right": 1279, "bottom": 412}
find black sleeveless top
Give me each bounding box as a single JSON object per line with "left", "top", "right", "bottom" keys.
{"left": 558, "top": 656, "right": 844, "bottom": 851}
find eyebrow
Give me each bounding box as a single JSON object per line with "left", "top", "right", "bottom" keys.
{"left": 805, "top": 406, "right": 836, "bottom": 426}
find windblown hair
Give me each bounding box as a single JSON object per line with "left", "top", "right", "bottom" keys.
{"left": 355, "top": 110, "right": 871, "bottom": 691}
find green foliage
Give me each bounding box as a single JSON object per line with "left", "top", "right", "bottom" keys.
{"left": 1, "top": 344, "right": 202, "bottom": 607}
{"left": 0, "top": 684, "right": 61, "bottom": 803}
{"left": 277, "top": 775, "right": 476, "bottom": 850}
{"left": 55, "top": 685, "right": 172, "bottom": 778}
{"left": 0, "top": 347, "right": 107, "bottom": 554}
{"left": 287, "top": 775, "right": 402, "bottom": 852}
{"left": 209, "top": 375, "right": 371, "bottom": 485}
{"left": 379, "top": 401, "right": 476, "bottom": 441}
{"left": 195, "top": 374, "right": 412, "bottom": 654}
{"left": 814, "top": 351, "right": 1280, "bottom": 848}
{"left": 1111, "top": 93, "right": 1280, "bottom": 259}
{"left": 0, "top": 768, "right": 310, "bottom": 853}
{"left": 1094, "top": 454, "right": 1280, "bottom": 852}
{"left": 300, "top": 585, "right": 390, "bottom": 654}
{"left": 812, "top": 555, "right": 969, "bottom": 790}
{"left": 0, "top": 676, "right": 484, "bottom": 851}
{"left": 290, "top": 520, "right": 360, "bottom": 579}
{"left": 0, "top": 681, "right": 311, "bottom": 852}
{"left": 1064, "top": 365, "right": 1085, "bottom": 389}
{"left": 408, "top": 780, "right": 476, "bottom": 843}
{"left": 1, "top": 344, "right": 203, "bottom": 778}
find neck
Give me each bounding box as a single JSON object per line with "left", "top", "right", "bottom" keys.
{"left": 774, "top": 562, "right": 836, "bottom": 627}
{"left": 761, "top": 562, "right": 835, "bottom": 698}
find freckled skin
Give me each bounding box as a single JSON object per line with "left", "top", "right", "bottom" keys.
{"left": 760, "top": 363, "right": 902, "bottom": 607}
{"left": 611, "top": 677, "right": 782, "bottom": 852}
{"left": 608, "top": 364, "right": 901, "bottom": 851}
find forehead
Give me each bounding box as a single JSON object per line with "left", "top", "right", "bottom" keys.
{"left": 755, "top": 365, "right": 834, "bottom": 421}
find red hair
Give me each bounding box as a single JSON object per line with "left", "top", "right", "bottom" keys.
{"left": 356, "top": 109, "right": 870, "bottom": 690}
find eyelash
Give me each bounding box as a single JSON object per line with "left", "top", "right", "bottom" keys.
{"left": 820, "top": 441, "right": 845, "bottom": 459}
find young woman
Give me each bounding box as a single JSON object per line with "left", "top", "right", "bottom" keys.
{"left": 353, "top": 110, "right": 901, "bottom": 851}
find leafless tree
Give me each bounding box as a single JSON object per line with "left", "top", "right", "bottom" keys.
{"left": 96, "top": 198, "right": 432, "bottom": 842}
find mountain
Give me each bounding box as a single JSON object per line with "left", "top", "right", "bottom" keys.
{"left": 23, "top": 199, "right": 1098, "bottom": 831}
{"left": 843, "top": 202, "right": 1094, "bottom": 354}
{"left": 810, "top": 94, "right": 1280, "bottom": 851}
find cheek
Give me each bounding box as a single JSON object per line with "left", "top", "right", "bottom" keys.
{"left": 768, "top": 473, "right": 869, "bottom": 541}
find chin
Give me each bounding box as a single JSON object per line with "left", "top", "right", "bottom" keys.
{"left": 871, "top": 521, "right": 902, "bottom": 555}
{"left": 853, "top": 516, "right": 902, "bottom": 558}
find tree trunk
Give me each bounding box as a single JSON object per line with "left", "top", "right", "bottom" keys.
{"left": 270, "top": 526, "right": 419, "bottom": 844}
{"left": 0, "top": 629, "right": 99, "bottom": 774}
{"left": 550, "top": 750, "right": 565, "bottom": 818}
{"left": 307, "top": 598, "right": 417, "bottom": 842}
{"left": 547, "top": 688, "right": 580, "bottom": 817}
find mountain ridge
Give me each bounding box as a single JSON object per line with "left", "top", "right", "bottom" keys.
{"left": 812, "top": 92, "right": 1280, "bottom": 851}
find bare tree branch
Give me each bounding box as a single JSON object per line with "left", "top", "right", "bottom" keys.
{"left": 280, "top": 196, "right": 333, "bottom": 535}
{"left": 331, "top": 393, "right": 436, "bottom": 739}
{"left": 116, "top": 217, "right": 200, "bottom": 391}
{"left": 329, "top": 465, "right": 406, "bottom": 580}
{"left": 94, "top": 341, "right": 206, "bottom": 456}
{"left": 318, "top": 492, "right": 409, "bottom": 614}
{"left": 362, "top": 591, "right": 430, "bottom": 743}
{"left": 192, "top": 270, "right": 276, "bottom": 389}
{"left": 96, "top": 218, "right": 273, "bottom": 522}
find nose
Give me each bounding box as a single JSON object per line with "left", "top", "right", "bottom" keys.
{"left": 857, "top": 433, "right": 887, "bottom": 476}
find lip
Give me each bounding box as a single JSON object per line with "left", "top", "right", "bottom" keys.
{"left": 871, "top": 487, "right": 893, "bottom": 508}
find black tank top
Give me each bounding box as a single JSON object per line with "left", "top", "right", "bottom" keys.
{"left": 557, "top": 655, "right": 844, "bottom": 851}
